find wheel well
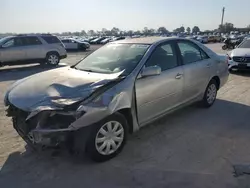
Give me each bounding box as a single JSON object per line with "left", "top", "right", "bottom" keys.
{"left": 117, "top": 108, "right": 133, "bottom": 133}
{"left": 46, "top": 51, "right": 59, "bottom": 57}
{"left": 211, "top": 76, "right": 220, "bottom": 89}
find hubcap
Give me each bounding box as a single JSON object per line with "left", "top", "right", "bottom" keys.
{"left": 207, "top": 84, "right": 217, "bottom": 104}
{"left": 95, "top": 121, "right": 124, "bottom": 155}
{"left": 48, "top": 54, "right": 59, "bottom": 65}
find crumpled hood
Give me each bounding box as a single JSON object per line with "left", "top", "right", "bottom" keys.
{"left": 7, "top": 67, "right": 121, "bottom": 111}
{"left": 231, "top": 48, "right": 250, "bottom": 57}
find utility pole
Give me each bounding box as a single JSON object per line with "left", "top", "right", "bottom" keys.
{"left": 221, "top": 7, "right": 225, "bottom": 26}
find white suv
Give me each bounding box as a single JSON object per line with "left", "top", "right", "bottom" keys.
{"left": 0, "top": 34, "right": 67, "bottom": 66}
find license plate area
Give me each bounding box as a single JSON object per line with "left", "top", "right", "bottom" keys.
{"left": 238, "top": 63, "right": 247, "bottom": 68}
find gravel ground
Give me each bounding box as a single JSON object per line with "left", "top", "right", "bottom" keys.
{"left": 1, "top": 43, "right": 250, "bottom": 188}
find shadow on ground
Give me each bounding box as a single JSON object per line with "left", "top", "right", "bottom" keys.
{"left": 1, "top": 99, "right": 250, "bottom": 188}
{"left": 230, "top": 70, "right": 250, "bottom": 78}
{"left": 0, "top": 64, "right": 67, "bottom": 82}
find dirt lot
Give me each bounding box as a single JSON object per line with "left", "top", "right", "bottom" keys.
{"left": 1, "top": 43, "right": 250, "bottom": 188}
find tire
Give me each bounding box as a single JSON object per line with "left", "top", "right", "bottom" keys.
{"left": 222, "top": 45, "right": 227, "bottom": 50}
{"left": 201, "top": 79, "right": 218, "bottom": 108}
{"left": 46, "top": 52, "right": 60, "bottom": 66}
{"left": 86, "top": 112, "right": 128, "bottom": 162}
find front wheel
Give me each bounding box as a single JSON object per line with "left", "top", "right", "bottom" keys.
{"left": 201, "top": 79, "right": 218, "bottom": 108}
{"left": 86, "top": 113, "right": 128, "bottom": 162}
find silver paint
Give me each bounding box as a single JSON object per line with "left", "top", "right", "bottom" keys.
{"left": 5, "top": 37, "right": 229, "bottom": 136}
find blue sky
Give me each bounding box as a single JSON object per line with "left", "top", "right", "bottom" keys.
{"left": 1, "top": 0, "right": 250, "bottom": 33}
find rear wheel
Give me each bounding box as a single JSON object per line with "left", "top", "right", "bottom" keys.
{"left": 86, "top": 113, "right": 128, "bottom": 162}
{"left": 201, "top": 79, "right": 218, "bottom": 108}
{"left": 46, "top": 52, "right": 60, "bottom": 66}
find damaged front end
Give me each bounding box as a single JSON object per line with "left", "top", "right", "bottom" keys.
{"left": 6, "top": 104, "right": 77, "bottom": 148}
{"left": 5, "top": 77, "right": 130, "bottom": 149}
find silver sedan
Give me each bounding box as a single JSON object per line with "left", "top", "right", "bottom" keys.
{"left": 4, "top": 37, "right": 229, "bottom": 162}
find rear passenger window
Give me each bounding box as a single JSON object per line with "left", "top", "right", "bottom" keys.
{"left": 145, "top": 43, "right": 178, "bottom": 71}
{"left": 41, "top": 36, "right": 60, "bottom": 44}
{"left": 177, "top": 42, "right": 202, "bottom": 65}
{"left": 177, "top": 41, "right": 209, "bottom": 65}
{"left": 23, "top": 37, "right": 42, "bottom": 45}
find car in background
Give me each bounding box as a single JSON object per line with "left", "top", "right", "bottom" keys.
{"left": 196, "top": 36, "right": 208, "bottom": 43}
{"left": 61, "top": 38, "right": 90, "bottom": 51}
{"left": 4, "top": 37, "right": 228, "bottom": 162}
{"left": 228, "top": 38, "right": 250, "bottom": 71}
{"left": 110, "top": 36, "right": 125, "bottom": 42}
{"left": 100, "top": 37, "right": 112, "bottom": 44}
{"left": 0, "top": 34, "right": 67, "bottom": 66}
{"left": 207, "top": 36, "right": 217, "bottom": 43}
{"left": 90, "top": 37, "right": 107, "bottom": 44}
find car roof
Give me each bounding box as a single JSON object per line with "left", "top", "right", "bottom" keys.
{"left": 112, "top": 36, "right": 179, "bottom": 45}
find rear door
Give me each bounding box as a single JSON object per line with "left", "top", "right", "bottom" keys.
{"left": 0, "top": 37, "right": 26, "bottom": 62}
{"left": 176, "top": 40, "right": 212, "bottom": 102}
{"left": 21, "top": 36, "right": 44, "bottom": 59}
{"left": 69, "top": 40, "right": 78, "bottom": 49}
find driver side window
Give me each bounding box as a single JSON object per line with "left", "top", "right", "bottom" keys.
{"left": 2, "top": 39, "right": 14, "bottom": 48}
{"left": 145, "top": 43, "right": 178, "bottom": 71}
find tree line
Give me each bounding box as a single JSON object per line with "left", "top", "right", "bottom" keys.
{"left": 54, "top": 23, "right": 250, "bottom": 36}
{"left": 1, "top": 23, "right": 250, "bottom": 37}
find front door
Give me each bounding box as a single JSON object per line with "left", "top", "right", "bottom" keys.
{"left": 0, "top": 37, "right": 26, "bottom": 62}
{"left": 135, "top": 42, "right": 184, "bottom": 125}
{"left": 176, "top": 40, "right": 212, "bottom": 102}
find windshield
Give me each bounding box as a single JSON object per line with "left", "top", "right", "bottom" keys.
{"left": 74, "top": 43, "right": 149, "bottom": 75}
{"left": 237, "top": 40, "right": 250, "bottom": 48}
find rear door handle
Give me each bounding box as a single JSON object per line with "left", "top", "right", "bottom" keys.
{"left": 175, "top": 73, "right": 183, "bottom": 79}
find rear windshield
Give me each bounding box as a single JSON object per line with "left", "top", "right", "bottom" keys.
{"left": 41, "top": 36, "right": 61, "bottom": 44}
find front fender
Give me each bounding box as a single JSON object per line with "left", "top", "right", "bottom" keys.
{"left": 69, "top": 91, "right": 132, "bottom": 130}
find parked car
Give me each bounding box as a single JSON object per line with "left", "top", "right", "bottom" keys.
{"left": 61, "top": 38, "right": 90, "bottom": 51}
{"left": 207, "top": 36, "right": 217, "bottom": 43}
{"left": 4, "top": 37, "right": 228, "bottom": 162}
{"left": 100, "top": 38, "right": 112, "bottom": 44}
{"left": 111, "top": 36, "right": 125, "bottom": 42}
{"left": 196, "top": 36, "right": 208, "bottom": 43}
{"left": 90, "top": 37, "right": 107, "bottom": 44}
{"left": 228, "top": 38, "right": 250, "bottom": 71}
{"left": 0, "top": 34, "right": 67, "bottom": 66}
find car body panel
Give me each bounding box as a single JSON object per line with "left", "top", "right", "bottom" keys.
{"left": 135, "top": 66, "right": 184, "bottom": 125}
{"left": 0, "top": 46, "right": 26, "bottom": 62}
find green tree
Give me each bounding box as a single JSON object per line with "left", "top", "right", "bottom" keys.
{"left": 186, "top": 27, "right": 191, "bottom": 33}
{"left": 157, "top": 27, "right": 169, "bottom": 34}
{"left": 192, "top": 26, "right": 200, "bottom": 34}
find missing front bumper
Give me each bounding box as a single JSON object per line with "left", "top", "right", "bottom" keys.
{"left": 28, "top": 128, "right": 73, "bottom": 146}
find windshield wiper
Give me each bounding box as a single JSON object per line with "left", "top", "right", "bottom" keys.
{"left": 73, "top": 67, "right": 93, "bottom": 72}
{"left": 81, "top": 69, "right": 93, "bottom": 72}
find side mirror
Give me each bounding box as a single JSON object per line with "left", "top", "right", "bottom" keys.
{"left": 141, "top": 66, "right": 161, "bottom": 77}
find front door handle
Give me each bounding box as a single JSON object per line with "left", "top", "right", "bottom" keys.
{"left": 175, "top": 73, "right": 183, "bottom": 79}
{"left": 206, "top": 63, "right": 211, "bottom": 68}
